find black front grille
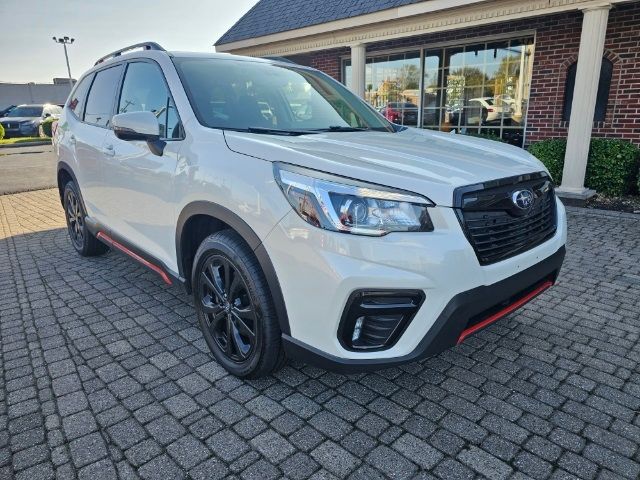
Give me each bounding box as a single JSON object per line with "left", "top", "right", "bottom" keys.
{"left": 454, "top": 172, "right": 557, "bottom": 265}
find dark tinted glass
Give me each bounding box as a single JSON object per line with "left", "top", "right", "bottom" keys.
{"left": 84, "top": 65, "right": 123, "bottom": 127}
{"left": 118, "top": 62, "right": 182, "bottom": 139}
{"left": 7, "top": 106, "right": 43, "bottom": 117}
{"left": 562, "top": 58, "right": 612, "bottom": 122}
{"left": 68, "top": 75, "right": 93, "bottom": 117}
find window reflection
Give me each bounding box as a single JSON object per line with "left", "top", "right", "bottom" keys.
{"left": 436, "top": 39, "right": 533, "bottom": 146}
{"left": 346, "top": 51, "right": 420, "bottom": 126}
{"left": 344, "top": 37, "right": 534, "bottom": 146}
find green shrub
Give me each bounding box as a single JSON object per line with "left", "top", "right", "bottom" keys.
{"left": 0, "top": 122, "right": 4, "bottom": 140}
{"left": 40, "top": 117, "right": 56, "bottom": 137}
{"left": 527, "top": 139, "right": 566, "bottom": 184}
{"left": 528, "top": 138, "right": 640, "bottom": 196}
{"left": 462, "top": 131, "right": 506, "bottom": 143}
{"left": 587, "top": 138, "right": 639, "bottom": 196}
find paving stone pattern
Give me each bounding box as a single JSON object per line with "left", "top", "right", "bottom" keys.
{"left": 1, "top": 189, "right": 639, "bottom": 479}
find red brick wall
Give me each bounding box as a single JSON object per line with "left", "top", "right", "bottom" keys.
{"left": 305, "top": 2, "right": 640, "bottom": 146}
{"left": 310, "top": 48, "right": 349, "bottom": 80}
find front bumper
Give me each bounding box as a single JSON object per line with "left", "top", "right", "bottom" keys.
{"left": 0, "top": 124, "right": 37, "bottom": 137}
{"left": 263, "top": 200, "right": 567, "bottom": 372}
{"left": 283, "top": 245, "right": 564, "bottom": 372}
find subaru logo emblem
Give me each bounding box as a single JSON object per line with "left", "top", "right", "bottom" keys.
{"left": 512, "top": 190, "right": 534, "bottom": 210}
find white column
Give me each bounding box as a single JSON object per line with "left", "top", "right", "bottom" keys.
{"left": 557, "top": 5, "right": 610, "bottom": 199}
{"left": 350, "top": 43, "right": 366, "bottom": 99}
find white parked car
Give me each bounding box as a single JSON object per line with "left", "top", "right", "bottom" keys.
{"left": 467, "top": 97, "right": 512, "bottom": 124}
{"left": 54, "top": 43, "right": 567, "bottom": 378}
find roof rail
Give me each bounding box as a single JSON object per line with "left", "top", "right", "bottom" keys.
{"left": 94, "top": 42, "right": 166, "bottom": 66}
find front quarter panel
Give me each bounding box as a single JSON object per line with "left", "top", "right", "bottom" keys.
{"left": 173, "top": 125, "right": 292, "bottom": 255}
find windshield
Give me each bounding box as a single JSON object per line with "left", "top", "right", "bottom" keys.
{"left": 172, "top": 57, "right": 394, "bottom": 133}
{"left": 8, "top": 106, "right": 43, "bottom": 117}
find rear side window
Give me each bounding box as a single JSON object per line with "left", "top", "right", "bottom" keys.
{"left": 118, "top": 62, "right": 182, "bottom": 139}
{"left": 84, "top": 65, "right": 124, "bottom": 127}
{"left": 67, "top": 74, "right": 93, "bottom": 117}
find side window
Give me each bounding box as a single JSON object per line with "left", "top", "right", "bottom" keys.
{"left": 84, "top": 65, "right": 124, "bottom": 127}
{"left": 118, "top": 62, "right": 182, "bottom": 139}
{"left": 67, "top": 74, "right": 93, "bottom": 118}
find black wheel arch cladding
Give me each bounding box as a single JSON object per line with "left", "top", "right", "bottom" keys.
{"left": 176, "top": 200, "right": 291, "bottom": 336}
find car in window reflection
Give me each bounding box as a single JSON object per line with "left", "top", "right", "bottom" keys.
{"left": 466, "top": 97, "right": 512, "bottom": 124}
{"left": 381, "top": 102, "right": 418, "bottom": 125}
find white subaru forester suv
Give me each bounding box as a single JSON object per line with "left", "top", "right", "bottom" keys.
{"left": 54, "top": 43, "right": 567, "bottom": 378}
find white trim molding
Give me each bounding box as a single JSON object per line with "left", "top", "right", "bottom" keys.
{"left": 216, "top": 0, "right": 634, "bottom": 57}
{"left": 350, "top": 44, "right": 367, "bottom": 98}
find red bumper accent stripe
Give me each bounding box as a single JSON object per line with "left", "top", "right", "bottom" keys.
{"left": 96, "top": 232, "right": 172, "bottom": 285}
{"left": 457, "top": 280, "right": 553, "bottom": 344}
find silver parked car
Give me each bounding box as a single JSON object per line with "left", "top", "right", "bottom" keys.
{"left": 0, "top": 104, "right": 62, "bottom": 137}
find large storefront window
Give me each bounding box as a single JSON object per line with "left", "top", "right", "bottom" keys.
{"left": 344, "top": 37, "right": 534, "bottom": 146}
{"left": 345, "top": 51, "right": 421, "bottom": 127}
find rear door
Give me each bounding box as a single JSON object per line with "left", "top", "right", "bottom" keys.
{"left": 57, "top": 74, "right": 93, "bottom": 201}
{"left": 75, "top": 64, "right": 125, "bottom": 223}
{"left": 99, "top": 60, "right": 183, "bottom": 268}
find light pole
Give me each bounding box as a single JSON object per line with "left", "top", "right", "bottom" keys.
{"left": 52, "top": 36, "right": 75, "bottom": 87}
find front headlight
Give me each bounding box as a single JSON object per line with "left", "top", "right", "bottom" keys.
{"left": 274, "top": 163, "right": 434, "bottom": 236}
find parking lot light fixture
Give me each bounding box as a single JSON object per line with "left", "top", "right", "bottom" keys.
{"left": 52, "top": 36, "right": 75, "bottom": 87}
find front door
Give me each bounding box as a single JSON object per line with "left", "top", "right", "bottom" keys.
{"left": 100, "top": 60, "right": 184, "bottom": 270}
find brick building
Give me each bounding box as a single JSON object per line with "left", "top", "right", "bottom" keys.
{"left": 216, "top": 0, "right": 640, "bottom": 201}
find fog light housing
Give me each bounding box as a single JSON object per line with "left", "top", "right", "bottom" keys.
{"left": 338, "top": 290, "right": 425, "bottom": 351}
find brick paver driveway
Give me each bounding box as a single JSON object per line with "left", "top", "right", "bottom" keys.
{"left": 1, "top": 189, "right": 639, "bottom": 480}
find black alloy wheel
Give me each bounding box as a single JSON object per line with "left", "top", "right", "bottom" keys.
{"left": 62, "top": 181, "right": 108, "bottom": 257}
{"left": 200, "top": 254, "right": 257, "bottom": 362}
{"left": 65, "top": 188, "right": 84, "bottom": 250}
{"left": 192, "top": 230, "right": 285, "bottom": 378}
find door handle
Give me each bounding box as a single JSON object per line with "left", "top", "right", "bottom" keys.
{"left": 69, "top": 134, "right": 76, "bottom": 145}
{"left": 102, "top": 144, "right": 115, "bottom": 156}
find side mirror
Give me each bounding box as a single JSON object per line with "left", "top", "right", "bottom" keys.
{"left": 44, "top": 112, "right": 51, "bottom": 118}
{"left": 112, "top": 111, "right": 166, "bottom": 156}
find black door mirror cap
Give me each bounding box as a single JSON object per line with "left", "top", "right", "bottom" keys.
{"left": 147, "top": 138, "right": 166, "bottom": 156}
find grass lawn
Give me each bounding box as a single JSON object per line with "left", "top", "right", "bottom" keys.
{"left": 0, "top": 137, "right": 51, "bottom": 145}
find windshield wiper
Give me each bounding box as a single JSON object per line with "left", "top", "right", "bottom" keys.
{"left": 246, "top": 126, "right": 319, "bottom": 136}
{"left": 312, "top": 126, "right": 370, "bottom": 132}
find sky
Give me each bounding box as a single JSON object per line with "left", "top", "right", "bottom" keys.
{"left": 0, "top": 0, "right": 258, "bottom": 83}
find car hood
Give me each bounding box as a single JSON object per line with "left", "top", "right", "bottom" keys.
{"left": 223, "top": 128, "right": 547, "bottom": 207}
{"left": 0, "top": 116, "right": 39, "bottom": 123}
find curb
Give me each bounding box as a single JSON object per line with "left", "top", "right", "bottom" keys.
{"left": 565, "top": 205, "right": 640, "bottom": 220}
{"left": 0, "top": 185, "right": 57, "bottom": 196}
{"left": 0, "top": 140, "right": 52, "bottom": 149}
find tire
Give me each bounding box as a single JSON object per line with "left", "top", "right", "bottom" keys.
{"left": 63, "top": 181, "right": 108, "bottom": 257}
{"left": 481, "top": 108, "right": 488, "bottom": 124}
{"left": 192, "top": 230, "right": 285, "bottom": 378}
